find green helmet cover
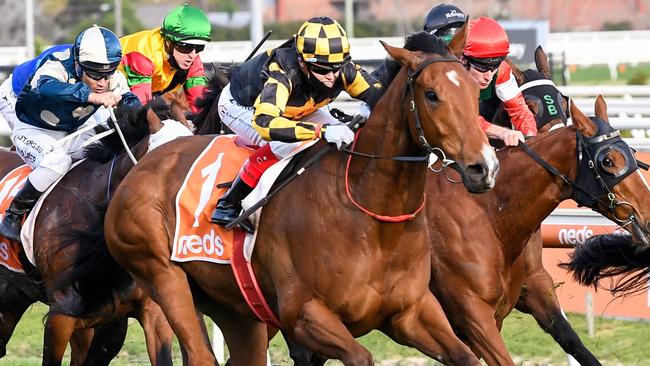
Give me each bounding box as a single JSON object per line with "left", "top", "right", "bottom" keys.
{"left": 162, "top": 4, "right": 212, "bottom": 43}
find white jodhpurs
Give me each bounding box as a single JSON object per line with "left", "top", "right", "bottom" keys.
{"left": 0, "top": 76, "right": 19, "bottom": 131}
{"left": 12, "top": 119, "right": 100, "bottom": 192}
{"left": 218, "top": 83, "right": 342, "bottom": 158}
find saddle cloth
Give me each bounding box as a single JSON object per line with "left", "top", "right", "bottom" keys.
{"left": 171, "top": 135, "right": 315, "bottom": 264}
{"left": 0, "top": 165, "right": 31, "bottom": 272}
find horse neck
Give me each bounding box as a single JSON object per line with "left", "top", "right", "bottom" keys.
{"left": 489, "top": 128, "right": 577, "bottom": 248}
{"left": 344, "top": 67, "right": 428, "bottom": 214}
{"left": 105, "top": 137, "right": 151, "bottom": 200}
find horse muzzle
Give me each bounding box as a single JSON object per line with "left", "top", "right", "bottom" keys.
{"left": 452, "top": 157, "right": 499, "bottom": 194}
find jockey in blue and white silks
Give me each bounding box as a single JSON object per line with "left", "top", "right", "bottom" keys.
{"left": 0, "top": 25, "right": 141, "bottom": 242}
{"left": 0, "top": 44, "right": 71, "bottom": 130}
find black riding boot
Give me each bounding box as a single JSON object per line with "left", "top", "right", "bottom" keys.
{"left": 210, "top": 175, "right": 255, "bottom": 233}
{"left": 0, "top": 180, "right": 42, "bottom": 242}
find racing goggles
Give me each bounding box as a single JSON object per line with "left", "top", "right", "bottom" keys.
{"left": 83, "top": 68, "right": 115, "bottom": 81}
{"left": 465, "top": 55, "right": 505, "bottom": 73}
{"left": 174, "top": 42, "right": 206, "bottom": 54}
{"left": 309, "top": 62, "right": 346, "bottom": 75}
{"left": 433, "top": 26, "right": 462, "bottom": 39}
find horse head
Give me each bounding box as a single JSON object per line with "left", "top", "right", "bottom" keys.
{"left": 509, "top": 46, "right": 569, "bottom": 132}
{"left": 570, "top": 96, "right": 650, "bottom": 249}
{"left": 380, "top": 21, "right": 498, "bottom": 193}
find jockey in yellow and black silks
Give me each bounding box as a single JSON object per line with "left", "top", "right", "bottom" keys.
{"left": 119, "top": 4, "right": 211, "bottom": 114}
{"left": 210, "top": 16, "right": 388, "bottom": 233}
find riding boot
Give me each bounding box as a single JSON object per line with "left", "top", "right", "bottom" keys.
{"left": 0, "top": 180, "right": 42, "bottom": 242}
{"left": 211, "top": 175, "right": 255, "bottom": 233}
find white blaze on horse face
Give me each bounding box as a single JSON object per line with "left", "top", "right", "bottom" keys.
{"left": 446, "top": 70, "right": 460, "bottom": 87}
{"left": 635, "top": 170, "right": 650, "bottom": 193}
{"left": 482, "top": 145, "right": 499, "bottom": 188}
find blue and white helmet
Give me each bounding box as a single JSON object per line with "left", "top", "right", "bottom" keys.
{"left": 73, "top": 25, "right": 122, "bottom": 73}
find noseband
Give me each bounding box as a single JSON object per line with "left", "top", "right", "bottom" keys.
{"left": 520, "top": 118, "right": 650, "bottom": 245}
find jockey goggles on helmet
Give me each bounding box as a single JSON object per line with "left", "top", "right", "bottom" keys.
{"left": 83, "top": 68, "right": 115, "bottom": 81}
{"left": 464, "top": 55, "right": 505, "bottom": 73}
{"left": 174, "top": 41, "right": 206, "bottom": 54}
{"left": 308, "top": 61, "right": 347, "bottom": 75}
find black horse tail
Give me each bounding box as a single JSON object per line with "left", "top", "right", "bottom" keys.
{"left": 193, "top": 67, "right": 233, "bottom": 135}
{"left": 49, "top": 201, "right": 132, "bottom": 318}
{"left": 559, "top": 233, "right": 650, "bottom": 297}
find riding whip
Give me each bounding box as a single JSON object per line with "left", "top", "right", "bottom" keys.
{"left": 225, "top": 115, "right": 367, "bottom": 231}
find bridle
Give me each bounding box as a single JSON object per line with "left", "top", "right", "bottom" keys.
{"left": 520, "top": 118, "right": 650, "bottom": 246}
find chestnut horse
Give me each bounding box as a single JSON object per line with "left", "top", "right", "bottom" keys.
{"left": 424, "top": 96, "right": 650, "bottom": 365}
{"left": 102, "top": 30, "right": 500, "bottom": 365}
{"left": 0, "top": 100, "right": 191, "bottom": 365}
{"left": 287, "top": 45, "right": 598, "bottom": 366}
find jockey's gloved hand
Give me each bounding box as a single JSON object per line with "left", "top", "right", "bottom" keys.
{"left": 324, "top": 124, "right": 355, "bottom": 149}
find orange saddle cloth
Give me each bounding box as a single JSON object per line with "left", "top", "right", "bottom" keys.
{"left": 171, "top": 135, "right": 252, "bottom": 264}
{"left": 0, "top": 165, "right": 32, "bottom": 273}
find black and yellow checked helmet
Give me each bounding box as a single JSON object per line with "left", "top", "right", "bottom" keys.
{"left": 295, "top": 17, "right": 351, "bottom": 66}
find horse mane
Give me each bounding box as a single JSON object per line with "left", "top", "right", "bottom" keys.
{"left": 83, "top": 97, "right": 171, "bottom": 163}
{"left": 560, "top": 233, "right": 650, "bottom": 298}
{"left": 403, "top": 31, "right": 450, "bottom": 55}
{"left": 192, "top": 68, "right": 231, "bottom": 134}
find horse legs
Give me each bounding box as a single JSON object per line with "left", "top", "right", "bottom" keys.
{"left": 42, "top": 313, "right": 79, "bottom": 366}
{"left": 0, "top": 304, "right": 30, "bottom": 358}
{"left": 136, "top": 297, "right": 174, "bottom": 366}
{"left": 80, "top": 319, "right": 128, "bottom": 366}
{"left": 290, "top": 298, "right": 373, "bottom": 366}
{"left": 516, "top": 266, "right": 601, "bottom": 365}
{"left": 69, "top": 328, "right": 94, "bottom": 366}
{"left": 386, "top": 292, "right": 483, "bottom": 366}
{"left": 129, "top": 265, "right": 217, "bottom": 365}
{"left": 212, "top": 309, "right": 269, "bottom": 365}
{"left": 515, "top": 230, "right": 601, "bottom": 365}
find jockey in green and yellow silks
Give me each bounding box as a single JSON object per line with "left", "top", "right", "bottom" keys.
{"left": 119, "top": 4, "right": 211, "bottom": 114}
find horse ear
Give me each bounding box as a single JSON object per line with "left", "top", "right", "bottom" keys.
{"left": 534, "top": 46, "right": 551, "bottom": 79}
{"left": 594, "top": 94, "right": 609, "bottom": 122}
{"left": 146, "top": 107, "right": 163, "bottom": 134}
{"left": 506, "top": 59, "right": 525, "bottom": 86}
{"left": 447, "top": 16, "right": 469, "bottom": 58}
{"left": 381, "top": 41, "right": 423, "bottom": 71}
{"left": 570, "top": 99, "right": 597, "bottom": 136}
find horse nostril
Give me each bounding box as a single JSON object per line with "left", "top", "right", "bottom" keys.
{"left": 466, "top": 163, "right": 486, "bottom": 178}
{"left": 645, "top": 221, "right": 650, "bottom": 233}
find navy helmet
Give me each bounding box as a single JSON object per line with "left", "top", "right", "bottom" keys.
{"left": 73, "top": 25, "right": 122, "bottom": 73}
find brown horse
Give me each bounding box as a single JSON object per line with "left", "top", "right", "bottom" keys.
{"left": 286, "top": 45, "right": 597, "bottom": 366}
{"left": 425, "top": 96, "right": 650, "bottom": 365}
{"left": 101, "top": 30, "right": 500, "bottom": 365}
{"left": 0, "top": 100, "right": 190, "bottom": 365}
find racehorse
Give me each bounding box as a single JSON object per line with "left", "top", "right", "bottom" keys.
{"left": 286, "top": 45, "right": 599, "bottom": 366}
{"left": 0, "top": 100, "right": 191, "bottom": 365}
{"left": 99, "top": 28, "right": 501, "bottom": 365}
{"left": 424, "top": 95, "right": 650, "bottom": 365}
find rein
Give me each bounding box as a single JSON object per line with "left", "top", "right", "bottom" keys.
{"left": 519, "top": 131, "right": 643, "bottom": 229}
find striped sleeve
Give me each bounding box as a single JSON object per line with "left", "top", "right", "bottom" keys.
{"left": 120, "top": 51, "right": 154, "bottom": 104}
{"left": 252, "top": 62, "right": 320, "bottom": 142}
{"left": 184, "top": 57, "right": 208, "bottom": 114}
{"left": 342, "top": 63, "right": 385, "bottom": 107}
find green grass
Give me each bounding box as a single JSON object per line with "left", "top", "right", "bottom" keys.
{"left": 3, "top": 303, "right": 649, "bottom": 365}
{"left": 552, "top": 62, "right": 650, "bottom": 86}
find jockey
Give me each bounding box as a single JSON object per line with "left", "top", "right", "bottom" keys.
{"left": 210, "top": 16, "right": 387, "bottom": 232}
{"left": 423, "top": 3, "right": 467, "bottom": 42}
{"left": 462, "top": 17, "right": 537, "bottom": 146}
{"left": 118, "top": 4, "right": 211, "bottom": 114}
{"left": 0, "top": 44, "right": 72, "bottom": 130}
{"left": 0, "top": 26, "right": 140, "bottom": 242}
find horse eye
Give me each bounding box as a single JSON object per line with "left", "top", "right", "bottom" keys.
{"left": 425, "top": 91, "right": 439, "bottom": 103}
{"left": 603, "top": 157, "right": 613, "bottom": 167}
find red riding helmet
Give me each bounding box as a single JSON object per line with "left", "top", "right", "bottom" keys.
{"left": 463, "top": 17, "right": 510, "bottom": 59}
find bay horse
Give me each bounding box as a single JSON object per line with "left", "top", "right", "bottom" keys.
{"left": 424, "top": 96, "right": 650, "bottom": 365}
{"left": 286, "top": 45, "right": 598, "bottom": 366}
{"left": 100, "top": 29, "right": 500, "bottom": 365}
{"left": 0, "top": 100, "right": 191, "bottom": 365}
